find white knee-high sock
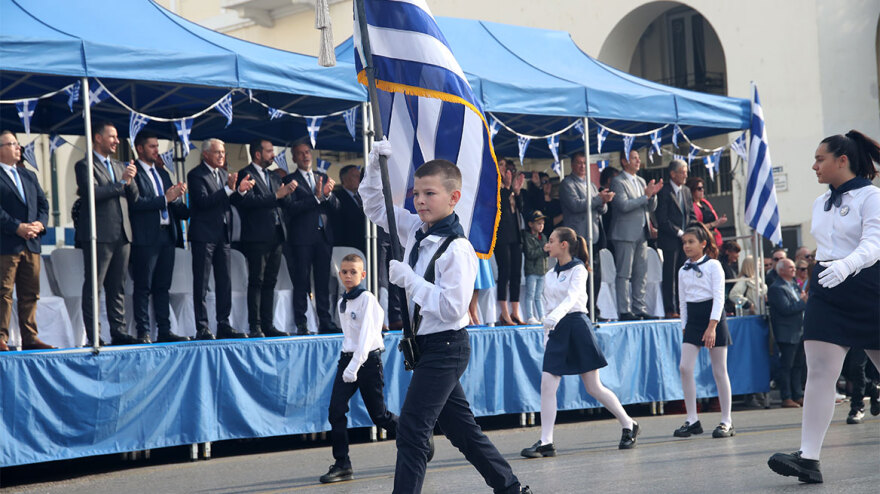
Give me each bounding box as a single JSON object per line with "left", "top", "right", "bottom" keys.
{"left": 581, "top": 370, "right": 634, "bottom": 429}
{"left": 709, "top": 346, "right": 732, "bottom": 426}
{"left": 540, "top": 372, "right": 562, "bottom": 445}
{"left": 680, "top": 343, "right": 700, "bottom": 424}
{"left": 800, "top": 341, "right": 849, "bottom": 460}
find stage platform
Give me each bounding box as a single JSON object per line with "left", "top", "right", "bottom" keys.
{"left": 0, "top": 316, "right": 770, "bottom": 467}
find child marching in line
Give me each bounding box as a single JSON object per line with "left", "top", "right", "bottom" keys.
{"left": 319, "top": 253, "right": 398, "bottom": 484}
{"left": 521, "top": 226, "right": 639, "bottom": 458}
{"left": 673, "top": 223, "right": 735, "bottom": 439}
{"left": 522, "top": 210, "right": 549, "bottom": 325}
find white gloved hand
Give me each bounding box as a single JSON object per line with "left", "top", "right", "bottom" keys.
{"left": 542, "top": 319, "right": 555, "bottom": 346}
{"left": 368, "top": 138, "right": 392, "bottom": 168}
{"left": 342, "top": 366, "right": 358, "bottom": 383}
{"left": 389, "top": 259, "right": 417, "bottom": 289}
{"left": 817, "top": 260, "right": 855, "bottom": 288}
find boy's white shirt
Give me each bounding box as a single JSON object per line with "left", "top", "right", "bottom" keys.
{"left": 338, "top": 290, "right": 385, "bottom": 378}
{"left": 359, "top": 159, "right": 476, "bottom": 335}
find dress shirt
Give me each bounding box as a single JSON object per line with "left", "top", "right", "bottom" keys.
{"left": 810, "top": 185, "right": 880, "bottom": 272}
{"left": 137, "top": 160, "right": 170, "bottom": 225}
{"left": 678, "top": 255, "right": 725, "bottom": 328}
{"left": 204, "top": 162, "right": 235, "bottom": 196}
{"left": 338, "top": 290, "right": 386, "bottom": 373}
{"left": 299, "top": 168, "right": 325, "bottom": 203}
{"left": 359, "top": 160, "right": 475, "bottom": 335}
{"left": 0, "top": 162, "right": 25, "bottom": 200}
{"left": 623, "top": 170, "right": 642, "bottom": 196}
{"left": 541, "top": 261, "right": 588, "bottom": 328}
{"left": 670, "top": 182, "right": 685, "bottom": 236}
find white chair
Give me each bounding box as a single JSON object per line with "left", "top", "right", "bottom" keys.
{"left": 7, "top": 263, "right": 77, "bottom": 349}
{"left": 273, "top": 256, "right": 296, "bottom": 333}
{"left": 596, "top": 249, "right": 618, "bottom": 320}
{"left": 169, "top": 248, "right": 196, "bottom": 337}
{"left": 645, "top": 247, "right": 665, "bottom": 318}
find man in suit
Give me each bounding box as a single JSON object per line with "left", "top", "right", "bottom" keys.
{"left": 282, "top": 141, "right": 340, "bottom": 334}
{"left": 768, "top": 258, "right": 807, "bottom": 408}
{"left": 187, "top": 138, "right": 254, "bottom": 339}
{"left": 609, "top": 149, "right": 663, "bottom": 321}
{"left": 560, "top": 152, "right": 615, "bottom": 281}
{"left": 129, "top": 132, "right": 190, "bottom": 343}
{"left": 0, "top": 130, "right": 54, "bottom": 351}
{"left": 231, "top": 138, "right": 297, "bottom": 338}
{"left": 333, "top": 164, "right": 367, "bottom": 254}
{"left": 75, "top": 122, "right": 140, "bottom": 345}
{"left": 655, "top": 159, "right": 696, "bottom": 318}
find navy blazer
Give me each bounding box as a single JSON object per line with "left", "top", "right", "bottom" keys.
{"left": 0, "top": 166, "right": 49, "bottom": 255}
{"left": 129, "top": 163, "right": 189, "bottom": 247}
{"left": 332, "top": 187, "right": 366, "bottom": 253}
{"left": 187, "top": 162, "right": 233, "bottom": 244}
{"left": 231, "top": 163, "right": 289, "bottom": 243}
{"left": 282, "top": 168, "right": 340, "bottom": 246}
{"left": 74, "top": 155, "right": 138, "bottom": 244}
{"left": 655, "top": 183, "right": 696, "bottom": 250}
{"left": 768, "top": 278, "right": 806, "bottom": 344}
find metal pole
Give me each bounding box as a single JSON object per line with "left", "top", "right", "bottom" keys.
{"left": 757, "top": 233, "right": 766, "bottom": 315}
{"left": 583, "top": 117, "right": 596, "bottom": 322}
{"left": 361, "top": 102, "right": 376, "bottom": 295}
{"left": 81, "top": 78, "right": 101, "bottom": 351}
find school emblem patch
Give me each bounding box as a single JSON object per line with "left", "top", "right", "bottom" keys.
{"left": 839, "top": 205, "right": 849, "bottom": 216}
{"left": 351, "top": 312, "right": 357, "bottom": 320}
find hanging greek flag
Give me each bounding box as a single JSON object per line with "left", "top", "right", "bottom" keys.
{"left": 573, "top": 119, "right": 585, "bottom": 137}
{"left": 687, "top": 146, "right": 699, "bottom": 167}
{"left": 650, "top": 130, "right": 661, "bottom": 156}
{"left": 159, "top": 149, "right": 175, "bottom": 174}
{"left": 65, "top": 81, "right": 81, "bottom": 112}
{"left": 22, "top": 141, "right": 37, "bottom": 169}
{"left": 596, "top": 127, "right": 608, "bottom": 153}
{"left": 730, "top": 132, "right": 748, "bottom": 161}
{"left": 745, "top": 84, "right": 782, "bottom": 245}
{"left": 517, "top": 136, "right": 530, "bottom": 165}
{"left": 354, "top": 0, "right": 501, "bottom": 257}
{"left": 672, "top": 125, "right": 682, "bottom": 148}
{"left": 268, "top": 107, "right": 284, "bottom": 120}
{"left": 129, "top": 112, "right": 150, "bottom": 148}
{"left": 89, "top": 83, "right": 110, "bottom": 107}
{"left": 216, "top": 94, "right": 234, "bottom": 127}
{"left": 623, "top": 135, "right": 634, "bottom": 159}
{"left": 547, "top": 135, "right": 561, "bottom": 174}
{"left": 673, "top": 153, "right": 685, "bottom": 162}
{"left": 597, "top": 159, "right": 609, "bottom": 171}
{"left": 16, "top": 100, "right": 37, "bottom": 136}
{"left": 306, "top": 117, "right": 323, "bottom": 148}
{"left": 49, "top": 135, "right": 67, "bottom": 155}
{"left": 174, "top": 118, "right": 193, "bottom": 158}
{"left": 703, "top": 154, "right": 718, "bottom": 181}
{"left": 274, "top": 147, "right": 290, "bottom": 172}
{"left": 343, "top": 107, "right": 358, "bottom": 141}
{"left": 247, "top": 89, "right": 254, "bottom": 102}
{"left": 489, "top": 117, "right": 500, "bottom": 140}
{"left": 315, "top": 157, "right": 332, "bottom": 174}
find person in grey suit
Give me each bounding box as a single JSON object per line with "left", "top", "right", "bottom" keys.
{"left": 609, "top": 149, "right": 662, "bottom": 320}
{"left": 768, "top": 258, "right": 807, "bottom": 408}
{"left": 655, "top": 159, "right": 696, "bottom": 318}
{"left": 74, "top": 122, "right": 140, "bottom": 345}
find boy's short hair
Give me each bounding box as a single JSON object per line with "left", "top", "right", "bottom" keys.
{"left": 414, "top": 159, "right": 461, "bottom": 192}
{"left": 341, "top": 253, "right": 364, "bottom": 267}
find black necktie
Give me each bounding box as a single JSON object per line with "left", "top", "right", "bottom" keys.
{"left": 340, "top": 287, "right": 366, "bottom": 312}
{"left": 408, "top": 213, "right": 465, "bottom": 268}
{"left": 824, "top": 177, "right": 872, "bottom": 211}
{"left": 683, "top": 256, "right": 710, "bottom": 276}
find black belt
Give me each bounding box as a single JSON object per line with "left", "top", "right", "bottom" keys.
{"left": 159, "top": 224, "right": 171, "bottom": 230}
{"left": 341, "top": 349, "right": 382, "bottom": 358}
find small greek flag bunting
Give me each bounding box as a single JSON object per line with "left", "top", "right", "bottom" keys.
{"left": 573, "top": 119, "right": 585, "bottom": 137}
{"left": 517, "top": 136, "right": 530, "bottom": 165}
{"left": 650, "top": 130, "right": 661, "bottom": 156}
{"left": 306, "top": 117, "right": 323, "bottom": 148}
{"left": 274, "top": 148, "right": 289, "bottom": 172}
{"left": 597, "top": 159, "right": 609, "bottom": 171}
{"left": 673, "top": 153, "right": 685, "bottom": 163}
{"left": 160, "top": 149, "right": 175, "bottom": 174}
{"left": 216, "top": 94, "right": 234, "bottom": 127}
{"left": 16, "top": 100, "right": 37, "bottom": 136}
{"left": 65, "top": 81, "right": 81, "bottom": 112}
{"left": 672, "top": 125, "right": 683, "bottom": 148}
{"left": 89, "top": 83, "right": 110, "bottom": 107}
{"left": 268, "top": 107, "right": 284, "bottom": 120}
{"left": 730, "top": 132, "right": 748, "bottom": 161}
{"left": 623, "top": 135, "right": 635, "bottom": 159}
{"left": 129, "top": 112, "right": 150, "bottom": 148}
{"left": 547, "top": 135, "right": 561, "bottom": 175}
{"left": 247, "top": 89, "right": 254, "bottom": 102}
{"left": 343, "top": 107, "right": 358, "bottom": 141}
{"left": 49, "top": 135, "right": 67, "bottom": 155}
{"left": 703, "top": 154, "right": 717, "bottom": 181}
{"left": 489, "top": 117, "right": 500, "bottom": 140}
{"left": 711, "top": 149, "right": 723, "bottom": 178}
{"left": 687, "top": 146, "right": 699, "bottom": 167}
{"left": 22, "top": 141, "right": 37, "bottom": 169}
{"left": 596, "top": 127, "right": 608, "bottom": 153}
{"left": 174, "top": 118, "right": 193, "bottom": 158}
{"left": 315, "top": 158, "right": 332, "bottom": 174}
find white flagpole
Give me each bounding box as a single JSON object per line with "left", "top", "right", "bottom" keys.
{"left": 361, "top": 101, "right": 376, "bottom": 295}
{"left": 81, "top": 78, "right": 101, "bottom": 351}
{"left": 583, "top": 117, "right": 596, "bottom": 322}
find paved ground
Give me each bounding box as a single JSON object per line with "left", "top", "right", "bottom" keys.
{"left": 3, "top": 404, "right": 878, "bottom": 493}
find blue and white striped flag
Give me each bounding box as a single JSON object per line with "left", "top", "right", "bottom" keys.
{"left": 517, "top": 136, "right": 530, "bottom": 165}
{"left": 315, "top": 157, "right": 332, "bottom": 174}
{"left": 22, "top": 141, "right": 37, "bottom": 169}
{"left": 623, "top": 135, "right": 634, "bottom": 159}
{"left": 596, "top": 127, "right": 608, "bottom": 153}
{"left": 596, "top": 159, "right": 609, "bottom": 172}
{"left": 16, "top": 99, "right": 37, "bottom": 136}
{"left": 65, "top": 81, "right": 81, "bottom": 112}
{"left": 354, "top": 0, "right": 500, "bottom": 257}
{"left": 547, "top": 135, "right": 561, "bottom": 174}
{"left": 160, "top": 148, "right": 175, "bottom": 174}
{"left": 672, "top": 124, "right": 682, "bottom": 148}
{"left": 343, "top": 107, "right": 358, "bottom": 141}
{"left": 573, "top": 119, "right": 585, "bottom": 137}
{"left": 650, "top": 130, "right": 661, "bottom": 156}
{"left": 129, "top": 112, "right": 150, "bottom": 147}
{"left": 730, "top": 132, "right": 748, "bottom": 161}
{"left": 306, "top": 117, "right": 323, "bottom": 148}
{"left": 89, "top": 83, "right": 110, "bottom": 107}
{"left": 274, "top": 147, "right": 290, "bottom": 172}
{"left": 174, "top": 118, "right": 193, "bottom": 158}
{"left": 687, "top": 146, "right": 699, "bottom": 167}
{"left": 268, "top": 107, "right": 284, "bottom": 120}
{"left": 216, "top": 94, "right": 234, "bottom": 127}
{"left": 49, "top": 135, "right": 67, "bottom": 155}
{"left": 489, "top": 117, "right": 500, "bottom": 140}
{"left": 703, "top": 151, "right": 721, "bottom": 181}
{"left": 745, "top": 84, "right": 782, "bottom": 245}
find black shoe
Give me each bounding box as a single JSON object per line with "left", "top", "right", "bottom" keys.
{"left": 426, "top": 434, "right": 435, "bottom": 463}
{"left": 619, "top": 421, "right": 639, "bottom": 449}
{"left": 217, "top": 325, "right": 247, "bottom": 339}
{"left": 618, "top": 312, "right": 640, "bottom": 321}
{"left": 869, "top": 384, "right": 880, "bottom": 416}
{"left": 319, "top": 464, "right": 353, "bottom": 483}
{"left": 673, "top": 420, "right": 703, "bottom": 437}
{"left": 156, "top": 332, "right": 191, "bottom": 343}
{"left": 520, "top": 487, "right": 533, "bottom": 494}
{"left": 248, "top": 329, "right": 266, "bottom": 339}
{"left": 635, "top": 312, "right": 653, "bottom": 320}
{"left": 712, "top": 423, "right": 735, "bottom": 438}
{"left": 521, "top": 440, "right": 556, "bottom": 458}
{"left": 264, "top": 327, "right": 290, "bottom": 337}
{"left": 85, "top": 338, "right": 107, "bottom": 347}
{"left": 136, "top": 334, "right": 152, "bottom": 344}
{"left": 195, "top": 329, "right": 215, "bottom": 340}
{"left": 768, "top": 451, "right": 823, "bottom": 483}
{"left": 846, "top": 408, "right": 865, "bottom": 424}
{"left": 110, "top": 332, "right": 139, "bottom": 345}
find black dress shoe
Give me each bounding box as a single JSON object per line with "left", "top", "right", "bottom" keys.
{"left": 195, "top": 329, "right": 215, "bottom": 340}
{"left": 520, "top": 487, "right": 533, "bottom": 494}
{"left": 110, "top": 332, "right": 139, "bottom": 345}
{"left": 618, "top": 312, "right": 640, "bottom": 321}
{"left": 426, "top": 434, "right": 435, "bottom": 463}
{"left": 868, "top": 384, "right": 880, "bottom": 416}
{"left": 619, "top": 421, "right": 639, "bottom": 449}
{"left": 264, "top": 327, "right": 290, "bottom": 337}
{"left": 248, "top": 329, "right": 266, "bottom": 339}
{"left": 635, "top": 313, "right": 653, "bottom": 320}
{"left": 156, "top": 332, "right": 191, "bottom": 343}
{"left": 673, "top": 420, "right": 703, "bottom": 437}
{"left": 136, "top": 334, "right": 152, "bottom": 344}
{"left": 319, "top": 464, "right": 353, "bottom": 483}
{"left": 768, "top": 451, "right": 823, "bottom": 483}
{"left": 217, "top": 325, "right": 247, "bottom": 339}
{"left": 85, "top": 338, "right": 107, "bottom": 347}
{"left": 520, "top": 440, "right": 556, "bottom": 458}
{"left": 712, "top": 422, "right": 735, "bottom": 438}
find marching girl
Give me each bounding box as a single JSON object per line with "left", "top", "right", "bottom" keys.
{"left": 674, "top": 223, "right": 735, "bottom": 439}
{"left": 768, "top": 130, "right": 880, "bottom": 484}
{"left": 521, "top": 227, "right": 638, "bottom": 458}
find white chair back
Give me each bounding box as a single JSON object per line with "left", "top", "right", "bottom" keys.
{"left": 645, "top": 247, "right": 665, "bottom": 317}
{"left": 229, "top": 249, "right": 248, "bottom": 293}
{"left": 596, "top": 249, "right": 618, "bottom": 320}
{"left": 170, "top": 248, "right": 192, "bottom": 295}
{"left": 39, "top": 259, "right": 55, "bottom": 297}
{"left": 49, "top": 248, "right": 84, "bottom": 298}
{"left": 276, "top": 256, "right": 293, "bottom": 290}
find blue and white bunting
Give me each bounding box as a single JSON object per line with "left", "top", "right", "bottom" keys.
{"left": 306, "top": 117, "right": 323, "bottom": 148}
{"left": 489, "top": 117, "right": 500, "bottom": 140}
{"left": 673, "top": 153, "right": 685, "bottom": 163}
{"left": 16, "top": 99, "right": 37, "bottom": 136}
{"left": 160, "top": 149, "right": 175, "bottom": 174}
{"left": 703, "top": 153, "right": 719, "bottom": 181}
{"left": 687, "top": 146, "right": 699, "bottom": 167}
{"left": 89, "top": 84, "right": 110, "bottom": 107}
{"left": 268, "top": 107, "right": 284, "bottom": 120}
{"left": 216, "top": 94, "right": 234, "bottom": 127}
{"left": 129, "top": 112, "right": 150, "bottom": 147}
{"left": 343, "top": 107, "right": 358, "bottom": 141}
{"left": 730, "top": 132, "right": 748, "bottom": 161}
{"left": 672, "top": 125, "right": 682, "bottom": 148}
{"left": 174, "top": 118, "right": 193, "bottom": 158}
{"left": 650, "top": 130, "right": 661, "bottom": 156}
{"left": 49, "top": 135, "right": 67, "bottom": 155}
{"left": 517, "top": 135, "right": 530, "bottom": 165}
{"left": 274, "top": 147, "right": 289, "bottom": 172}
{"left": 623, "top": 135, "right": 634, "bottom": 159}
{"left": 551, "top": 160, "right": 562, "bottom": 176}
{"left": 745, "top": 84, "right": 782, "bottom": 245}
{"left": 315, "top": 157, "right": 331, "bottom": 174}
{"left": 596, "top": 127, "right": 608, "bottom": 154}
{"left": 596, "top": 159, "right": 609, "bottom": 171}
{"left": 21, "top": 141, "right": 37, "bottom": 169}
{"left": 547, "top": 135, "right": 561, "bottom": 175}
{"left": 574, "top": 119, "right": 585, "bottom": 137}
{"left": 65, "top": 81, "right": 81, "bottom": 112}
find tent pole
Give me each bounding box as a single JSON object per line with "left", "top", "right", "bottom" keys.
{"left": 583, "top": 117, "right": 596, "bottom": 323}
{"left": 81, "top": 78, "right": 101, "bottom": 351}
{"left": 361, "top": 102, "right": 376, "bottom": 295}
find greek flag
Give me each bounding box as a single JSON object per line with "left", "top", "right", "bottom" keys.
{"left": 274, "top": 147, "right": 290, "bottom": 172}
{"left": 216, "top": 94, "right": 234, "bottom": 127}
{"left": 343, "top": 107, "right": 358, "bottom": 141}
{"left": 49, "top": 135, "right": 67, "bottom": 155}
{"left": 268, "top": 107, "right": 284, "bottom": 120}
{"left": 730, "top": 132, "right": 748, "bottom": 161}
{"left": 354, "top": 0, "right": 500, "bottom": 257}
{"left": 622, "top": 135, "right": 634, "bottom": 159}
{"left": 672, "top": 124, "right": 682, "bottom": 148}
{"left": 129, "top": 112, "right": 150, "bottom": 147}
{"left": 89, "top": 83, "right": 110, "bottom": 107}
{"left": 160, "top": 149, "right": 175, "bottom": 174}
{"left": 547, "top": 135, "right": 561, "bottom": 175}
{"left": 65, "top": 81, "right": 81, "bottom": 112}
{"left": 597, "top": 159, "right": 609, "bottom": 171}
{"left": 673, "top": 153, "right": 685, "bottom": 162}
{"left": 174, "top": 118, "right": 193, "bottom": 158}
{"left": 745, "top": 84, "right": 782, "bottom": 245}
{"left": 703, "top": 150, "right": 722, "bottom": 181}
{"left": 306, "top": 117, "right": 323, "bottom": 148}
{"left": 573, "top": 119, "right": 585, "bottom": 137}
{"left": 650, "top": 130, "right": 661, "bottom": 161}
{"left": 687, "top": 146, "right": 699, "bottom": 167}
{"left": 517, "top": 136, "right": 530, "bottom": 165}
{"left": 22, "top": 141, "right": 37, "bottom": 169}
{"left": 16, "top": 99, "right": 37, "bottom": 136}
{"left": 489, "top": 117, "right": 500, "bottom": 140}
{"left": 315, "top": 157, "right": 332, "bottom": 174}
{"left": 596, "top": 127, "right": 608, "bottom": 153}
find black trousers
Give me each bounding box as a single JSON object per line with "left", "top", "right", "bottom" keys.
{"left": 378, "top": 231, "right": 403, "bottom": 324}
{"left": 844, "top": 348, "right": 869, "bottom": 412}
{"left": 288, "top": 240, "right": 334, "bottom": 332}
{"left": 82, "top": 239, "right": 129, "bottom": 338}
{"left": 776, "top": 341, "right": 805, "bottom": 401}
{"left": 242, "top": 228, "right": 284, "bottom": 332}
{"left": 329, "top": 351, "right": 397, "bottom": 468}
{"left": 495, "top": 242, "right": 521, "bottom": 302}
{"left": 660, "top": 242, "right": 686, "bottom": 314}
{"left": 192, "top": 240, "right": 231, "bottom": 331}
{"left": 130, "top": 227, "right": 175, "bottom": 336}
{"left": 394, "top": 329, "right": 520, "bottom": 494}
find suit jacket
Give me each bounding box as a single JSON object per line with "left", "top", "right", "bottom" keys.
{"left": 655, "top": 183, "right": 696, "bottom": 250}
{"left": 768, "top": 278, "right": 806, "bottom": 344}
{"left": 187, "top": 162, "right": 233, "bottom": 244}
{"left": 560, "top": 174, "right": 607, "bottom": 242}
{"left": 333, "top": 187, "right": 367, "bottom": 253}
{"left": 74, "top": 154, "right": 138, "bottom": 244}
{"left": 129, "top": 163, "right": 189, "bottom": 247}
{"left": 0, "top": 166, "right": 49, "bottom": 255}
{"left": 609, "top": 172, "right": 657, "bottom": 242}
{"left": 231, "top": 163, "right": 289, "bottom": 243}
{"left": 282, "top": 168, "right": 340, "bottom": 246}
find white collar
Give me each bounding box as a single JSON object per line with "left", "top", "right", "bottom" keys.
{"left": 137, "top": 159, "right": 155, "bottom": 171}
{"left": 0, "top": 162, "right": 16, "bottom": 172}
{"left": 623, "top": 170, "right": 638, "bottom": 181}
{"left": 670, "top": 182, "right": 681, "bottom": 194}
{"left": 94, "top": 150, "right": 110, "bottom": 162}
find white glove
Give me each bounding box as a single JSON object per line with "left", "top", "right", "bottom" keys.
{"left": 389, "top": 259, "right": 417, "bottom": 289}
{"left": 342, "top": 366, "right": 358, "bottom": 383}
{"left": 369, "top": 138, "right": 392, "bottom": 168}
{"left": 817, "top": 259, "right": 855, "bottom": 288}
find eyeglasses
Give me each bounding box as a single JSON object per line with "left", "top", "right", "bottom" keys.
{"left": 797, "top": 268, "right": 807, "bottom": 272}
{"left": 695, "top": 186, "right": 704, "bottom": 191}
{"left": 805, "top": 255, "right": 814, "bottom": 259}
{"left": 0, "top": 142, "right": 20, "bottom": 148}
{"left": 773, "top": 257, "right": 785, "bottom": 261}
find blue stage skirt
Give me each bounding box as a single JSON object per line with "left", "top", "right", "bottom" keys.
{"left": 543, "top": 312, "right": 608, "bottom": 375}
{"left": 804, "top": 262, "right": 880, "bottom": 350}
{"left": 475, "top": 258, "right": 496, "bottom": 290}
{"left": 683, "top": 300, "right": 732, "bottom": 347}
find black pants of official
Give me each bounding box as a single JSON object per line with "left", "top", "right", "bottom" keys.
{"left": 394, "top": 329, "right": 520, "bottom": 494}
{"left": 776, "top": 341, "right": 805, "bottom": 401}
{"left": 329, "top": 351, "right": 397, "bottom": 468}
{"left": 495, "top": 242, "right": 521, "bottom": 302}
{"left": 242, "top": 228, "right": 284, "bottom": 333}
{"left": 130, "top": 227, "right": 175, "bottom": 337}
{"left": 660, "top": 242, "right": 686, "bottom": 314}
{"left": 844, "top": 348, "right": 871, "bottom": 412}
{"left": 82, "top": 238, "right": 129, "bottom": 339}
{"left": 288, "top": 241, "right": 335, "bottom": 332}
{"left": 192, "top": 241, "right": 232, "bottom": 331}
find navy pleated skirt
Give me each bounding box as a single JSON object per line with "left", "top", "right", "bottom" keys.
{"left": 804, "top": 262, "right": 880, "bottom": 350}
{"left": 543, "top": 312, "right": 607, "bottom": 375}
{"left": 683, "top": 300, "right": 732, "bottom": 347}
